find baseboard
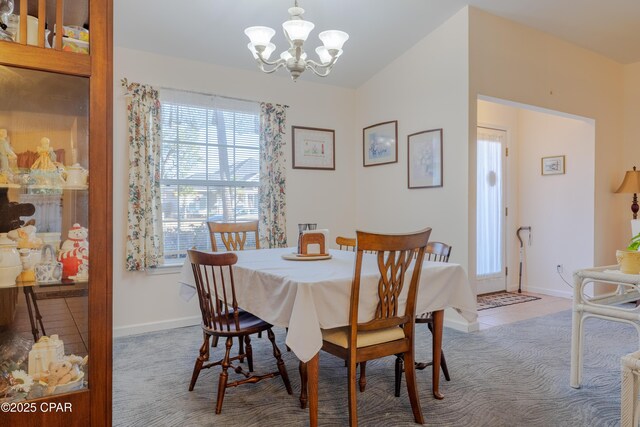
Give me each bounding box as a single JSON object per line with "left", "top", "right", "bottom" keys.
{"left": 520, "top": 285, "right": 572, "bottom": 299}
{"left": 113, "top": 315, "right": 200, "bottom": 338}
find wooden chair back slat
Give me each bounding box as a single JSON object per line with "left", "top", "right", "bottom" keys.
{"left": 188, "top": 250, "right": 241, "bottom": 333}
{"left": 350, "top": 229, "right": 431, "bottom": 335}
{"left": 208, "top": 220, "right": 260, "bottom": 252}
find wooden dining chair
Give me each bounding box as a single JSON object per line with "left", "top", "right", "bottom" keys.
{"left": 320, "top": 228, "right": 431, "bottom": 426}
{"left": 336, "top": 236, "right": 356, "bottom": 251}
{"left": 207, "top": 220, "right": 262, "bottom": 352}
{"left": 336, "top": 235, "right": 375, "bottom": 254}
{"left": 187, "top": 250, "right": 292, "bottom": 414}
{"left": 395, "top": 241, "right": 452, "bottom": 397}
{"left": 207, "top": 220, "right": 260, "bottom": 252}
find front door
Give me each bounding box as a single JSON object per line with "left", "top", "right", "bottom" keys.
{"left": 476, "top": 127, "right": 507, "bottom": 294}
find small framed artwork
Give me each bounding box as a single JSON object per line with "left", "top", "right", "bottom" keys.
{"left": 408, "top": 128, "right": 443, "bottom": 189}
{"left": 541, "top": 155, "right": 565, "bottom": 175}
{"left": 292, "top": 126, "right": 335, "bottom": 170}
{"left": 363, "top": 120, "right": 398, "bottom": 167}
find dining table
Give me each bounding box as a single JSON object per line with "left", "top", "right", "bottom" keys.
{"left": 178, "top": 247, "right": 477, "bottom": 426}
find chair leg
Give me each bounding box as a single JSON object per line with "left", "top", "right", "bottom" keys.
{"left": 427, "top": 321, "right": 450, "bottom": 381}
{"left": 212, "top": 335, "right": 219, "bottom": 347}
{"left": 267, "top": 328, "right": 292, "bottom": 394}
{"left": 245, "top": 334, "right": 254, "bottom": 372}
{"left": 215, "top": 337, "right": 233, "bottom": 414}
{"left": 403, "top": 349, "right": 424, "bottom": 425}
{"left": 189, "top": 334, "right": 211, "bottom": 391}
{"left": 359, "top": 361, "right": 367, "bottom": 392}
{"left": 347, "top": 355, "right": 358, "bottom": 427}
{"left": 440, "top": 351, "right": 451, "bottom": 382}
{"left": 394, "top": 355, "right": 403, "bottom": 397}
{"left": 285, "top": 327, "right": 291, "bottom": 352}
{"left": 299, "top": 360, "right": 308, "bottom": 409}
{"left": 238, "top": 336, "right": 245, "bottom": 363}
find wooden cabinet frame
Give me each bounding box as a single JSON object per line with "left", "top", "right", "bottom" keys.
{"left": 3, "top": 1, "right": 113, "bottom": 425}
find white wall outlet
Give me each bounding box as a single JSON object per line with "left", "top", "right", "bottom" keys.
{"left": 557, "top": 264, "right": 564, "bottom": 273}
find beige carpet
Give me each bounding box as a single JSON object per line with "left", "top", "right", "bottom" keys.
{"left": 113, "top": 310, "right": 628, "bottom": 426}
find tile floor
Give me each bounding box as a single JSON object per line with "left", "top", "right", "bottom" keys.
{"left": 476, "top": 291, "right": 572, "bottom": 330}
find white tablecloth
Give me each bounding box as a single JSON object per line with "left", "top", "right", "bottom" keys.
{"left": 178, "top": 248, "right": 477, "bottom": 363}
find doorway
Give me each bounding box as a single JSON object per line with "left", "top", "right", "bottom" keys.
{"left": 476, "top": 96, "right": 595, "bottom": 298}
{"left": 476, "top": 126, "right": 507, "bottom": 294}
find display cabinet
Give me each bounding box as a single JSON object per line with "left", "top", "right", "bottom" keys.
{"left": 0, "top": 0, "right": 112, "bottom": 426}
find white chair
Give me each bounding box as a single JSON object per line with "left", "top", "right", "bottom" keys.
{"left": 621, "top": 350, "right": 640, "bottom": 427}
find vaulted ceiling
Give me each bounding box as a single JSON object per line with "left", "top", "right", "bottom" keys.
{"left": 114, "top": 0, "right": 640, "bottom": 88}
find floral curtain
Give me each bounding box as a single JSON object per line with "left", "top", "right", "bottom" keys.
{"left": 122, "top": 79, "right": 164, "bottom": 271}
{"left": 258, "top": 103, "right": 287, "bottom": 248}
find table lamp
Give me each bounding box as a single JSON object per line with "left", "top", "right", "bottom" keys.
{"left": 616, "top": 166, "right": 640, "bottom": 219}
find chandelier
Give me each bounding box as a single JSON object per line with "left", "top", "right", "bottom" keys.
{"left": 244, "top": 1, "right": 349, "bottom": 81}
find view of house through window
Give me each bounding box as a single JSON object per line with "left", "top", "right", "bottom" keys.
{"left": 159, "top": 90, "right": 260, "bottom": 261}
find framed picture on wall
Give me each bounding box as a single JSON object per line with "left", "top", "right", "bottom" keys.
{"left": 292, "top": 126, "right": 335, "bottom": 170}
{"left": 363, "top": 120, "right": 398, "bottom": 166}
{"left": 541, "top": 155, "right": 565, "bottom": 175}
{"left": 408, "top": 128, "right": 443, "bottom": 189}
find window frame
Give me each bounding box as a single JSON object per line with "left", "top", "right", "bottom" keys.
{"left": 158, "top": 97, "right": 260, "bottom": 263}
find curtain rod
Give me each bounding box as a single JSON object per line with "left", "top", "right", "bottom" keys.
{"left": 158, "top": 85, "right": 289, "bottom": 108}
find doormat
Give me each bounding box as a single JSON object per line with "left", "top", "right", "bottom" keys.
{"left": 477, "top": 291, "right": 540, "bottom": 311}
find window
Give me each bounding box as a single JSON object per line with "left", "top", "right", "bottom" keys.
{"left": 159, "top": 90, "right": 260, "bottom": 262}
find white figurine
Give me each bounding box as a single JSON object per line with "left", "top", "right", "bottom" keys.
{"left": 31, "top": 137, "right": 58, "bottom": 171}
{"left": 59, "top": 223, "right": 89, "bottom": 280}
{"left": 0, "top": 128, "right": 17, "bottom": 172}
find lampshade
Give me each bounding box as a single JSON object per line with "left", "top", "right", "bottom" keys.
{"left": 282, "top": 19, "right": 314, "bottom": 42}
{"left": 319, "top": 30, "right": 349, "bottom": 51}
{"left": 616, "top": 168, "right": 640, "bottom": 193}
{"left": 248, "top": 43, "right": 276, "bottom": 60}
{"left": 315, "top": 46, "right": 342, "bottom": 65}
{"left": 244, "top": 26, "right": 276, "bottom": 47}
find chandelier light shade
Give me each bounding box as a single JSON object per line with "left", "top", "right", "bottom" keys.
{"left": 615, "top": 166, "right": 640, "bottom": 219}
{"left": 244, "top": 1, "right": 349, "bottom": 81}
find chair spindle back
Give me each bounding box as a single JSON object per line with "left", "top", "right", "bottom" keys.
{"left": 425, "top": 241, "right": 452, "bottom": 262}
{"left": 188, "top": 250, "right": 241, "bottom": 333}
{"left": 336, "top": 236, "right": 357, "bottom": 251}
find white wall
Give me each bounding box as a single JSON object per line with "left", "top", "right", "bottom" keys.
{"left": 624, "top": 62, "right": 640, "bottom": 164}
{"left": 354, "top": 8, "right": 470, "bottom": 269}
{"left": 469, "top": 8, "right": 626, "bottom": 285}
{"left": 623, "top": 62, "right": 640, "bottom": 236}
{"left": 113, "top": 47, "right": 356, "bottom": 336}
{"left": 517, "top": 109, "right": 595, "bottom": 297}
